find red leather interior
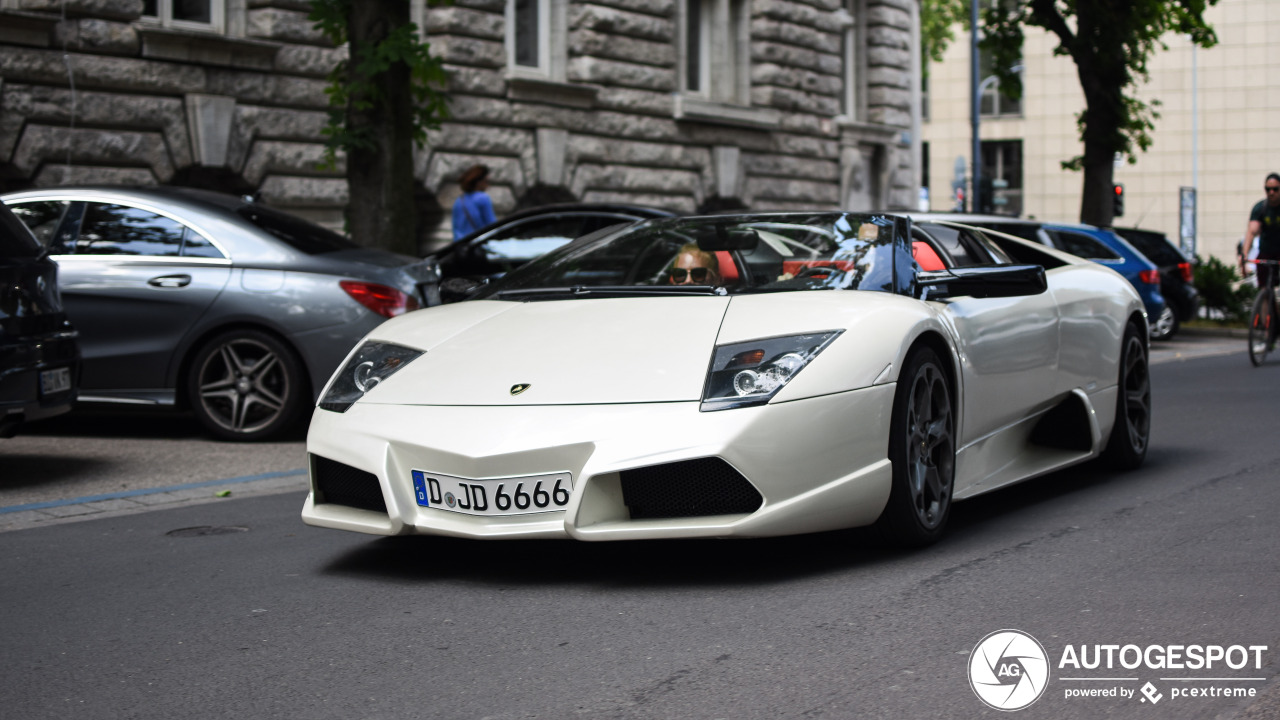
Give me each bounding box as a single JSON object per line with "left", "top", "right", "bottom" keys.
{"left": 715, "top": 251, "right": 739, "bottom": 283}
{"left": 912, "top": 241, "right": 946, "bottom": 271}
{"left": 781, "top": 260, "right": 858, "bottom": 277}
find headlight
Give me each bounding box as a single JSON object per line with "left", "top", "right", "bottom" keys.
{"left": 319, "top": 341, "right": 423, "bottom": 413}
{"left": 701, "top": 331, "right": 842, "bottom": 412}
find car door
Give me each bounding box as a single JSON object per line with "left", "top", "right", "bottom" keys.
{"left": 29, "top": 199, "right": 232, "bottom": 396}
{"left": 919, "top": 225, "right": 1062, "bottom": 443}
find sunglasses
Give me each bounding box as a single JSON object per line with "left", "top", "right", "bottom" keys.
{"left": 1267, "top": 186, "right": 1280, "bottom": 193}
{"left": 670, "top": 267, "right": 710, "bottom": 283}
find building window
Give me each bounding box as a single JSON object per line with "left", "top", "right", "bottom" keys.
{"left": 513, "top": 0, "right": 544, "bottom": 69}
{"left": 507, "top": 0, "right": 567, "bottom": 80}
{"left": 683, "top": 0, "right": 750, "bottom": 105}
{"left": 142, "top": 0, "right": 224, "bottom": 32}
{"left": 978, "top": 48, "right": 1022, "bottom": 117}
{"left": 921, "top": 69, "right": 929, "bottom": 122}
{"left": 980, "top": 140, "right": 1022, "bottom": 216}
{"left": 839, "top": 0, "right": 866, "bottom": 121}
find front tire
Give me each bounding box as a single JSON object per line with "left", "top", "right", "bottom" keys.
{"left": 187, "top": 329, "right": 306, "bottom": 441}
{"left": 1102, "top": 322, "right": 1151, "bottom": 470}
{"left": 877, "top": 347, "right": 955, "bottom": 548}
{"left": 1248, "top": 293, "right": 1273, "bottom": 367}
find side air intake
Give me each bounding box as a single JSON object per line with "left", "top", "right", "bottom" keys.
{"left": 312, "top": 455, "right": 388, "bottom": 513}
{"left": 620, "top": 458, "right": 763, "bottom": 520}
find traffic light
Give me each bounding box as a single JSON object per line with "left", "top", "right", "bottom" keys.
{"left": 1113, "top": 183, "right": 1125, "bottom": 217}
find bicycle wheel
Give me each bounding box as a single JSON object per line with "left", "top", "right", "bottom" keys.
{"left": 1248, "top": 291, "right": 1273, "bottom": 366}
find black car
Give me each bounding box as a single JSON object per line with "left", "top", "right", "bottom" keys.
{"left": 0, "top": 201, "right": 79, "bottom": 438}
{"left": 431, "top": 203, "right": 676, "bottom": 302}
{"left": 1114, "top": 227, "right": 1199, "bottom": 340}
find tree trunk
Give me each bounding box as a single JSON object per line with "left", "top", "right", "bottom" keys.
{"left": 345, "top": 0, "right": 417, "bottom": 255}
{"left": 1079, "top": 126, "right": 1116, "bottom": 228}
{"left": 1074, "top": 0, "right": 1125, "bottom": 228}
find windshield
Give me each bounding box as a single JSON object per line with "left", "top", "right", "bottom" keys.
{"left": 472, "top": 213, "right": 907, "bottom": 299}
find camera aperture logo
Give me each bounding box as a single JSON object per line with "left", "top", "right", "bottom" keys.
{"left": 969, "top": 629, "right": 1051, "bottom": 711}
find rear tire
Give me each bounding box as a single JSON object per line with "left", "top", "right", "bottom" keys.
{"left": 877, "top": 347, "right": 955, "bottom": 548}
{"left": 187, "top": 329, "right": 306, "bottom": 441}
{"left": 1151, "top": 305, "right": 1178, "bottom": 341}
{"left": 1248, "top": 292, "right": 1273, "bottom": 367}
{"left": 1102, "top": 322, "right": 1151, "bottom": 470}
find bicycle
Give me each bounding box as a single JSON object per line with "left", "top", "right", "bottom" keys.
{"left": 1248, "top": 259, "right": 1280, "bottom": 366}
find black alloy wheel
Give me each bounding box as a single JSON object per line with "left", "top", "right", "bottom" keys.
{"left": 187, "top": 329, "right": 306, "bottom": 441}
{"left": 1151, "top": 305, "right": 1178, "bottom": 341}
{"left": 878, "top": 346, "right": 955, "bottom": 548}
{"left": 1102, "top": 322, "right": 1151, "bottom": 470}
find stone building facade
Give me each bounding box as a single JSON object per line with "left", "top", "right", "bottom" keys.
{"left": 1, "top": 0, "right": 922, "bottom": 248}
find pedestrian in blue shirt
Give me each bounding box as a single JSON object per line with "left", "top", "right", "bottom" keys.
{"left": 452, "top": 164, "right": 497, "bottom": 241}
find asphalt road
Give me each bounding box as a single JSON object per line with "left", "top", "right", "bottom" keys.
{"left": 2, "top": 338, "right": 1279, "bottom": 719}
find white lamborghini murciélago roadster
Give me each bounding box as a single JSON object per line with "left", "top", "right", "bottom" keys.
{"left": 301, "top": 212, "right": 1150, "bottom": 547}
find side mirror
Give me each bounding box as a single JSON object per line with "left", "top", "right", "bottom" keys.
{"left": 439, "top": 276, "right": 486, "bottom": 303}
{"left": 915, "top": 264, "right": 1047, "bottom": 300}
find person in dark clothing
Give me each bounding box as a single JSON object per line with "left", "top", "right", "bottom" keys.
{"left": 1243, "top": 172, "right": 1280, "bottom": 288}
{"left": 452, "top": 164, "right": 497, "bottom": 241}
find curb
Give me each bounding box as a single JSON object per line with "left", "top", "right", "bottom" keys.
{"left": 1177, "top": 325, "right": 1249, "bottom": 339}
{"left": 0, "top": 470, "right": 309, "bottom": 533}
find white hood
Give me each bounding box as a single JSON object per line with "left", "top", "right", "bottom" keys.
{"left": 362, "top": 297, "right": 731, "bottom": 405}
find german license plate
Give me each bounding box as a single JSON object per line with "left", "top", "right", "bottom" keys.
{"left": 39, "top": 367, "right": 71, "bottom": 396}
{"left": 411, "top": 470, "right": 572, "bottom": 516}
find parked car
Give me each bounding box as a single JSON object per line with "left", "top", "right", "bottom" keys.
{"left": 432, "top": 203, "right": 676, "bottom": 302}
{"left": 1114, "top": 227, "right": 1199, "bottom": 339}
{"left": 0, "top": 200, "right": 79, "bottom": 438}
{"left": 908, "top": 214, "right": 1167, "bottom": 333}
{"left": 1041, "top": 222, "right": 1167, "bottom": 330}
{"left": 3, "top": 186, "right": 438, "bottom": 441}
{"left": 302, "top": 212, "right": 1150, "bottom": 548}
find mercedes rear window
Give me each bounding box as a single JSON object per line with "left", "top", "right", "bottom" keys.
{"left": 236, "top": 204, "right": 357, "bottom": 255}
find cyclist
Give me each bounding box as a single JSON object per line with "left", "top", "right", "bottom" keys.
{"left": 1242, "top": 173, "right": 1280, "bottom": 289}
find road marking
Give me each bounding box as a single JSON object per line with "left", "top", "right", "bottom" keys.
{"left": 0, "top": 468, "right": 307, "bottom": 515}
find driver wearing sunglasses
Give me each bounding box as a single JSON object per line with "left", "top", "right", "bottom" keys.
{"left": 667, "top": 243, "right": 723, "bottom": 286}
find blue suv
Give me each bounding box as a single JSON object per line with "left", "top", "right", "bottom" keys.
{"left": 1039, "top": 223, "right": 1166, "bottom": 325}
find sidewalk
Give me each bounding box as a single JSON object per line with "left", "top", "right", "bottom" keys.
{"left": 1178, "top": 324, "right": 1249, "bottom": 339}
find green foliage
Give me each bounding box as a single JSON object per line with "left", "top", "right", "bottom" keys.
{"left": 982, "top": 0, "right": 1217, "bottom": 171}
{"left": 921, "top": 0, "right": 967, "bottom": 65}
{"left": 1194, "top": 255, "right": 1254, "bottom": 322}
{"left": 309, "top": 0, "right": 450, "bottom": 167}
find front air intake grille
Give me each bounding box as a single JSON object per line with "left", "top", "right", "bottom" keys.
{"left": 312, "top": 455, "right": 387, "bottom": 513}
{"left": 620, "top": 457, "right": 763, "bottom": 520}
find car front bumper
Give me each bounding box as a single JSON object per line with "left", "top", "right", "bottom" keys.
{"left": 301, "top": 384, "right": 896, "bottom": 541}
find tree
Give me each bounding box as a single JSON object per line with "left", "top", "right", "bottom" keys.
{"left": 985, "top": 0, "right": 1217, "bottom": 226}
{"left": 310, "top": 0, "right": 449, "bottom": 255}
{"left": 921, "top": 0, "right": 967, "bottom": 65}
{"left": 920, "top": 0, "right": 1218, "bottom": 227}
